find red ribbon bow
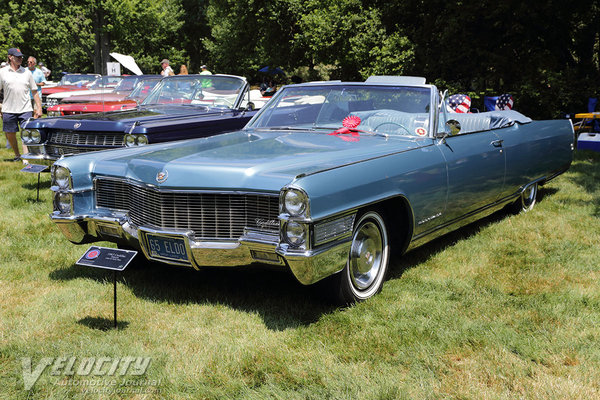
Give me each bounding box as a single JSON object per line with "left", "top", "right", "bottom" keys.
{"left": 329, "top": 115, "right": 362, "bottom": 142}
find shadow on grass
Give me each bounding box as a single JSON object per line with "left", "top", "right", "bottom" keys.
{"left": 78, "top": 316, "right": 130, "bottom": 331}
{"left": 21, "top": 177, "right": 51, "bottom": 191}
{"left": 51, "top": 262, "right": 337, "bottom": 331}
{"left": 49, "top": 187, "right": 559, "bottom": 331}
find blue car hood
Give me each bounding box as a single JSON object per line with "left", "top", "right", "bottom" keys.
{"left": 82, "top": 129, "right": 427, "bottom": 192}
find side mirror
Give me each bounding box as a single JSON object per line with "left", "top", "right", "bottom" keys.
{"left": 445, "top": 119, "right": 461, "bottom": 136}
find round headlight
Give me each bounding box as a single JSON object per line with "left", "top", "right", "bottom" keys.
{"left": 30, "top": 129, "right": 41, "bottom": 144}
{"left": 124, "top": 134, "right": 136, "bottom": 147}
{"left": 56, "top": 192, "right": 72, "bottom": 214}
{"left": 136, "top": 135, "right": 148, "bottom": 146}
{"left": 54, "top": 166, "right": 71, "bottom": 189}
{"left": 21, "top": 130, "right": 32, "bottom": 143}
{"left": 285, "top": 221, "right": 306, "bottom": 246}
{"left": 284, "top": 189, "right": 307, "bottom": 216}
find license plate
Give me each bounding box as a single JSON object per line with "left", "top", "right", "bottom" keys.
{"left": 146, "top": 234, "right": 188, "bottom": 261}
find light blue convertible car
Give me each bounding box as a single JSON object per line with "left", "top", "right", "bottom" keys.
{"left": 50, "top": 76, "right": 574, "bottom": 303}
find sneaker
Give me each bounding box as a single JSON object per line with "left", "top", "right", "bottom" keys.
{"left": 11, "top": 156, "right": 21, "bottom": 162}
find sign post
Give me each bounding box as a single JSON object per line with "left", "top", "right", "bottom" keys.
{"left": 20, "top": 164, "right": 48, "bottom": 201}
{"left": 76, "top": 246, "right": 138, "bottom": 329}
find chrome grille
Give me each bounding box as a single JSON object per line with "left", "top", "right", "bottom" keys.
{"left": 47, "top": 144, "right": 101, "bottom": 156}
{"left": 48, "top": 130, "right": 124, "bottom": 147}
{"left": 95, "top": 178, "right": 280, "bottom": 240}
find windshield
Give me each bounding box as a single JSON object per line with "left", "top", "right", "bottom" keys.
{"left": 126, "top": 78, "right": 162, "bottom": 101}
{"left": 141, "top": 75, "right": 246, "bottom": 108}
{"left": 88, "top": 76, "right": 122, "bottom": 90}
{"left": 247, "top": 84, "right": 432, "bottom": 136}
{"left": 59, "top": 74, "right": 99, "bottom": 86}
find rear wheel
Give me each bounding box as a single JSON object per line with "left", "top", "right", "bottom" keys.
{"left": 513, "top": 182, "right": 538, "bottom": 213}
{"left": 332, "top": 210, "right": 390, "bottom": 304}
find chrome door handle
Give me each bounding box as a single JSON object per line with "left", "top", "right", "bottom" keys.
{"left": 491, "top": 139, "right": 503, "bottom": 147}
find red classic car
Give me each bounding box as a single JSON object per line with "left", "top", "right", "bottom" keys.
{"left": 41, "top": 73, "right": 101, "bottom": 108}
{"left": 46, "top": 76, "right": 162, "bottom": 116}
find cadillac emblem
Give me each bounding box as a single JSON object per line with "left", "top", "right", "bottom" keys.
{"left": 156, "top": 170, "right": 168, "bottom": 183}
{"left": 73, "top": 122, "right": 81, "bottom": 129}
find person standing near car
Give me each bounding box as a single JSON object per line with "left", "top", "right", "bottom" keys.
{"left": 0, "top": 48, "right": 42, "bottom": 161}
{"left": 160, "top": 59, "right": 174, "bottom": 76}
{"left": 27, "top": 56, "right": 46, "bottom": 110}
{"left": 38, "top": 61, "right": 50, "bottom": 79}
{"left": 200, "top": 65, "right": 212, "bottom": 75}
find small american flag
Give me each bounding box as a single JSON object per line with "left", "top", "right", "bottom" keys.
{"left": 495, "top": 94, "right": 514, "bottom": 110}
{"left": 447, "top": 94, "right": 471, "bottom": 113}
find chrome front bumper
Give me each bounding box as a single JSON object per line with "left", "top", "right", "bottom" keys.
{"left": 52, "top": 214, "right": 350, "bottom": 285}
{"left": 22, "top": 144, "right": 58, "bottom": 166}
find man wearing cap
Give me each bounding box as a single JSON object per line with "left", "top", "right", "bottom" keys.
{"left": 160, "top": 59, "right": 174, "bottom": 76}
{"left": 0, "top": 48, "right": 42, "bottom": 161}
{"left": 200, "top": 65, "right": 212, "bottom": 75}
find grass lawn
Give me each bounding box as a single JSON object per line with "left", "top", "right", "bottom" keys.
{"left": 1, "top": 133, "right": 599, "bottom": 399}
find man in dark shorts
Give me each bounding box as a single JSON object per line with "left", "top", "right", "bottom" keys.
{"left": 0, "top": 47, "right": 43, "bottom": 161}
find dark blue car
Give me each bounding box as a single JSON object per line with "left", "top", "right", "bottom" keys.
{"left": 21, "top": 74, "right": 260, "bottom": 165}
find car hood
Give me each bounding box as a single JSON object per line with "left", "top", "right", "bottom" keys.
{"left": 78, "top": 129, "right": 427, "bottom": 192}
{"left": 56, "top": 100, "right": 135, "bottom": 110}
{"left": 60, "top": 92, "right": 128, "bottom": 103}
{"left": 43, "top": 85, "right": 89, "bottom": 94}
{"left": 49, "top": 88, "right": 114, "bottom": 99}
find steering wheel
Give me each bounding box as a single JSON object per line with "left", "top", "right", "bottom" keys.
{"left": 373, "top": 121, "right": 410, "bottom": 135}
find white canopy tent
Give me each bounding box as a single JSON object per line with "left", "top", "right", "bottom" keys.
{"left": 109, "top": 53, "right": 143, "bottom": 75}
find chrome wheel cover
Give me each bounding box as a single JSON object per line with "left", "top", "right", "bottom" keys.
{"left": 521, "top": 183, "right": 537, "bottom": 212}
{"left": 347, "top": 212, "right": 389, "bottom": 298}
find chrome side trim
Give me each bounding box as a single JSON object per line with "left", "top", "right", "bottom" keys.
{"left": 408, "top": 193, "right": 519, "bottom": 250}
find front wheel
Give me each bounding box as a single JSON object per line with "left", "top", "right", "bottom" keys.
{"left": 332, "top": 211, "right": 390, "bottom": 304}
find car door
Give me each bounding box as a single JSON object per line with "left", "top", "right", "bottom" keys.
{"left": 436, "top": 130, "right": 506, "bottom": 222}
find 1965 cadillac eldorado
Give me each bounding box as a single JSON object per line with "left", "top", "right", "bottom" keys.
{"left": 50, "top": 76, "right": 574, "bottom": 303}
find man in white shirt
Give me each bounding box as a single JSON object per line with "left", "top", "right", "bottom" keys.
{"left": 200, "top": 65, "right": 212, "bottom": 75}
{"left": 160, "top": 59, "right": 174, "bottom": 76}
{"left": 0, "top": 48, "right": 42, "bottom": 161}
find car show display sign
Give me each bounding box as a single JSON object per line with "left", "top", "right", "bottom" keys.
{"left": 76, "top": 246, "right": 138, "bottom": 329}
{"left": 20, "top": 164, "right": 49, "bottom": 201}
{"left": 20, "top": 164, "right": 48, "bottom": 174}
{"left": 76, "top": 246, "right": 137, "bottom": 271}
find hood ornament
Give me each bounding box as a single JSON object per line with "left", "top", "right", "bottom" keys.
{"left": 156, "top": 170, "right": 168, "bottom": 183}
{"left": 73, "top": 122, "right": 81, "bottom": 129}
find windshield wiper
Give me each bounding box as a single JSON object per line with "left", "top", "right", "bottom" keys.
{"left": 254, "top": 126, "right": 313, "bottom": 131}
{"left": 312, "top": 125, "right": 389, "bottom": 138}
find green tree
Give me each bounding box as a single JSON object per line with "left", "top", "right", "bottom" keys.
{"left": 295, "top": 0, "right": 414, "bottom": 80}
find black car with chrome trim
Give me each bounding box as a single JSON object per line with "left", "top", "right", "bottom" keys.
{"left": 22, "top": 74, "right": 259, "bottom": 166}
